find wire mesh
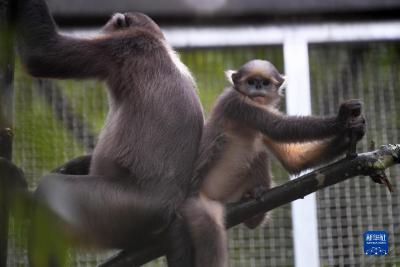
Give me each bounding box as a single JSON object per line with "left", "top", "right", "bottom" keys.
{"left": 310, "top": 41, "right": 400, "bottom": 266}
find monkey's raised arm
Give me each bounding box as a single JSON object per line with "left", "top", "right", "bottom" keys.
{"left": 265, "top": 110, "right": 365, "bottom": 173}
{"left": 264, "top": 137, "right": 349, "bottom": 174}
{"left": 16, "top": 0, "right": 116, "bottom": 79}
{"left": 220, "top": 90, "right": 348, "bottom": 143}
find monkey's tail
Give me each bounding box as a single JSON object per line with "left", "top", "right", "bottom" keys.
{"left": 182, "top": 195, "right": 228, "bottom": 267}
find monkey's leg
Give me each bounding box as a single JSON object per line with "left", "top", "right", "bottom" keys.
{"left": 183, "top": 197, "right": 227, "bottom": 267}
{"left": 32, "top": 174, "right": 171, "bottom": 249}
{"left": 243, "top": 213, "right": 267, "bottom": 229}
{"left": 242, "top": 153, "right": 271, "bottom": 229}
{"left": 165, "top": 215, "right": 195, "bottom": 267}
{"left": 241, "top": 187, "right": 269, "bottom": 229}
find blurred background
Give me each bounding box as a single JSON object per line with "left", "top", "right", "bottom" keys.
{"left": 5, "top": 0, "right": 400, "bottom": 266}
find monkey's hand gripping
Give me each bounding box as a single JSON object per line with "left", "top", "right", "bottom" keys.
{"left": 339, "top": 100, "right": 393, "bottom": 192}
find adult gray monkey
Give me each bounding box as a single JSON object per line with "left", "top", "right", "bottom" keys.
{"left": 15, "top": 0, "right": 204, "bottom": 266}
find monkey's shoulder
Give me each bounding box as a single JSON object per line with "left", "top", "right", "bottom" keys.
{"left": 201, "top": 116, "right": 260, "bottom": 153}
{"left": 86, "top": 31, "right": 165, "bottom": 65}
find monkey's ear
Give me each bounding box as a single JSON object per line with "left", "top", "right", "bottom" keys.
{"left": 225, "top": 70, "right": 237, "bottom": 85}
{"left": 113, "top": 13, "right": 127, "bottom": 28}
{"left": 277, "top": 75, "right": 287, "bottom": 96}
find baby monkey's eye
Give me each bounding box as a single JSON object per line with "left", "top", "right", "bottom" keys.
{"left": 262, "top": 79, "right": 270, "bottom": 86}
{"left": 247, "top": 79, "right": 255, "bottom": 86}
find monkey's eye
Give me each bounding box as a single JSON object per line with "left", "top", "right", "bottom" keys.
{"left": 262, "top": 80, "right": 270, "bottom": 86}
{"left": 247, "top": 79, "right": 255, "bottom": 86}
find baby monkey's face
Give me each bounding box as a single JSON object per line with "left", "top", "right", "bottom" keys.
{"left": 239, "top": 75, "right": 276, "bottom": 97}
{"left": 231, "top": 60, "right": 285, "bottom": 105}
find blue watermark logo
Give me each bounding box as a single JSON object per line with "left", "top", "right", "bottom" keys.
{"left": 364, "top": 231, "right": 389, "bottom": 256}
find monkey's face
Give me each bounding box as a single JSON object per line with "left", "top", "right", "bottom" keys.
{"left": 233, "top": 74, "right": 283, "bottom": 105}
{"left": 230, "top": 60, "right": 285, "bottom": 105}
{"left": 240, "top": 75, "right": 272, "bottom": 97}
{"left": 102, "top": 12, "right": 164, "bottom": 39}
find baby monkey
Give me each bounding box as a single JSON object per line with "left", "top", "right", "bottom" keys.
{"left": 184, "top": 59, "right": 365, "bottom": 267}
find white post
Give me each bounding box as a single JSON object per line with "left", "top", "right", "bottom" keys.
{"left": 283, "top": 36, "right": 320, "bottom": 267}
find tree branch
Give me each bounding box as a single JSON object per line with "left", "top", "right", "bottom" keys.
{"left": 0, "top": 0, "right": 16, "bottom": 265}
{"left": 91, "top": 144, "right": 400, "bottom": 267}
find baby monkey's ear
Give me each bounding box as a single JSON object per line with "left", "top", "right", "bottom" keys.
{"left": 225, "top": 70, "right": 237, "bottom": 85}
{"left": 277, "top": 75, "right": 287, "bottom": 96}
